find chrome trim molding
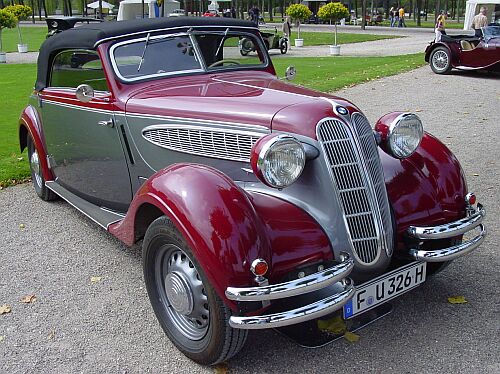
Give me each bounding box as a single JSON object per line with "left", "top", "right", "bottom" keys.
{"left": 408, "top": 203, "right": 486, "bottom": 262}
{"left": 229, "top": 279, "right": 355, "bottom": 329}
{"left": 226, "top": 255, "right": 354, "bottom": 302}
{"left": 142, "top": 124, "right": 263, "bottom": 162}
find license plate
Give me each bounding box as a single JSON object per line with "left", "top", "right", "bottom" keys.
{"left": 343, "top": 262, "right": 427, "bottom": 319}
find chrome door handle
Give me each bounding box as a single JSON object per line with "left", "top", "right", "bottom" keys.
{"left": 98, "top": 119, "right": 114, "bottom": 128}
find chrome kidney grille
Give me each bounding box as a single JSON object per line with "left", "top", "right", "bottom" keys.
{"left": 142, "top": 125, "right": 262, "bottom": 162}
{"left": 317, "top": 115, "right": 393, "bottom": 265}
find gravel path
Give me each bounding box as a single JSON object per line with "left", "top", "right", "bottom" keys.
{"left": 0, "top": 66, "right": 499, "bottom": 373}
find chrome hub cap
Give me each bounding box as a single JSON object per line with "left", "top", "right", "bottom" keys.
{"left": 432, "top": 50, "right": 449, "bottom": 71}
{"left": 157, "top": 246, "right": 210, "bottom": 340}
{"left": 164, "top": 272, "right": 194, "bottom": 315}
{"left": 30, "top": 149, "right": 43, "bottom": 188}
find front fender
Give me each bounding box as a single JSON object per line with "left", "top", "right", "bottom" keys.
{"left": 382, "top": 133, "right": 468, "bottom": 248}
{"left": 108, "top": 164, "right": 270, "bottom": 311}
{"left": 19, "top": 104, "right": 54, "bottom": 183}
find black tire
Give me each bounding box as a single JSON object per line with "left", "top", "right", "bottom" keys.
{"left": 239, "top": 49, "right": 249, "bottom": 56}
{"left": 430, "top": 46, "right": 452, "bottom": 74}
{"left": 142, "top": 216, "right": 247, "bottom": 365}
{"left": 27, "top": 136, "right": 57, "bottom": 201}
{"left": 280, "top": 40, "right": 288, "bottom": 54}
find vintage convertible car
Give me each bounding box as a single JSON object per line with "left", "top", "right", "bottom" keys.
{"left": 425, "top": 25, "right": 500, "bottom": 74}
{"left": 19, "top": 17, "right": 486, "bottom": 365}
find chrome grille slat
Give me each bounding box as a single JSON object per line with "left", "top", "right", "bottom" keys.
{"left": 142, "top": 127, "right": 262, "bottom": 162}
{"left": 317, "top": 116, "right": 394, "bottom": 265}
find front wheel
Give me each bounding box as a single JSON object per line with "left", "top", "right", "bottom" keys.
{"left": 142, "top": 216, "right": 247, "bottom": 365}
{"left": 430, "top": 46, "right": 452, "bottom": 74}
{"left": 280, "top": 39, "right": 288, "bottom": 54}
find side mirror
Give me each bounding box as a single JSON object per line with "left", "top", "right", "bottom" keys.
{"left": 75, "top": 84, "right": 94, "bottom": 103}
{"left": 285, "top": 66, "right": 296, "bottom": 81}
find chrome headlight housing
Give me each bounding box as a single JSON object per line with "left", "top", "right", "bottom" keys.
{"left": 251, "top": 134, "right": 306, "bottom": 188}
{"left": 388, "top": 113, "right": 424, "bottom": 159}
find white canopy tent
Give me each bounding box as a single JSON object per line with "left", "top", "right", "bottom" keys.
{"left": 117, "top": 0, "right": 180, "bottom": 21}
{"left": 464, "top": 0, "right": 499, "bottom": 30}
{"left": 87, "top": 1, "right": 114, "bottom": 10}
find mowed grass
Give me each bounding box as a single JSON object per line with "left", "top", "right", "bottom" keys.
{"left": 272, "top": 53, "right": 425, "bottom": 92}
{"left": 1, "top": 26, "right": 46, "bottom": 52}
{"left": 0, "top": 64, "right": 35, "bottom": 186}
{"left": 0, "top": 55, "right": 425, "bottom": 185}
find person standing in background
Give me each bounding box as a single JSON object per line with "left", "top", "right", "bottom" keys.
{"left": 389, "top": 7, "right": 395, "bottom": 27}
{"left": 471, "top": 7, "right": 488, "bottom": 37}
{"left": 398, "top": 6, "right": 406, "bottom": 27}
{"left": 435, "top": 11, "right": 447, "bottom": 42}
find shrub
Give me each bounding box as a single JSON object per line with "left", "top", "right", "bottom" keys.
{"left": 286, "top": 4, "right": 312, "bottom": 39}
{"left": 4, "top": 5, "right": 32, "bottom": 45}
{"left": 318, "top": 2, "right": 349, "bottom": 46}
{"left": 0, "top": 8, "right": 17, "bottom": 52}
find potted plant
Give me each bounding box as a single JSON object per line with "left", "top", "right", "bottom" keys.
{"left": 318, "top": 2, "right": 349, "bottom": 55}
{"left": 286, "top": 4, "right": 311, "bottom": 47}
{"left": 0, "top": 8, "right": 17, "bottom": 63}
{"left": 4, "top": 5, "right": 32, "bottom": 53}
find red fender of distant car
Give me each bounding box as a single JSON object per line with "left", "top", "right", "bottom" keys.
{"left": 108, "top": 163, "right": 272, "bottom": 310}
{"left": 381, "top": 133, "right": 467, "bottom": 245}
{"left": 424, "top": 41, "right": 456, "bottom": 64}
{"left": 18, "top": 104, "right": 55, "bottom": 183}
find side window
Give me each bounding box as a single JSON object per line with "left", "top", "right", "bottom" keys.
{"left": 50, "top": 50, "right": 110, "bottom": 92}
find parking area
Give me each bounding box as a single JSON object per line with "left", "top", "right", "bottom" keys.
{"left": 0, "top": 66, "right": 498, "bottom": 373}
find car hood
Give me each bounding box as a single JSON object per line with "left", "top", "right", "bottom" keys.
{"left": 124, "top": 71, "right": 359, "bottom": 139}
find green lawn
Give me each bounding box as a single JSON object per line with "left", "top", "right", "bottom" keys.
{"left": 0, "top": 55, "right": 425, "bottom": 186}
{"left": 0, "top": 26, "right": 46, "bottom": 52}
{"left": 272, "top": 53, "right": 425, "bottom": 92}
{"left": 0, "top": 64, "right": 35, "bottom": 187}
{"left": 378, "top": 19, "right": 465, "bottom": 29}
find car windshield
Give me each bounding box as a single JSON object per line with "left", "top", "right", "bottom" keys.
{"left": 482, "top": 25, "right": 500, "bottom": 40}
{"left": 110, "top": 29, "right": 267, "bottom": 82}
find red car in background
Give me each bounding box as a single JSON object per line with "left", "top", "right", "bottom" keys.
{"left": 425, "top": 25, "right": 500, "bottom": 74}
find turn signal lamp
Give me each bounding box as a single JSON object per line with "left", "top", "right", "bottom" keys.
{"left": 465, "top": 192, "right": 476, "bottom": 206}
{"left": 250, "top": 259, "right": 268, "bottom": 277}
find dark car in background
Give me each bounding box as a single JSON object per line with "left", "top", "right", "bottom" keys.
{"left": 425, "top": 25, "right": 500, "bottom": 74}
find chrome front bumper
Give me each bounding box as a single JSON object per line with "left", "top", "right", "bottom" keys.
{"left": 226, "top": 255, "right": 355, "bottom": 329}
{"left": 408, "top": 204, "right": 486, "bottom": 262}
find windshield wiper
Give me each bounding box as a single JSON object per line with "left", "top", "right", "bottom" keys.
{"left": 137, "top": 32, "right": 151, "bottom": 72}
{"left": 214, "top": 28, "right": 229, "bottom": 58}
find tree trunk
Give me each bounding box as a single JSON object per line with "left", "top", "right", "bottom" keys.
{"left": 361, "top": 0, "right": 366, "bottom": 29}
{"left": 416, "top": 0, "right": 422, "bottom": 25}
{"left": 268, "top": 0, "right": 273, "bottom": 21}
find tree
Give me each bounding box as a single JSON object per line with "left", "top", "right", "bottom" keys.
{"left": 286, "top": 4, "right": 311, "bottom": 39}
{"left": 4, "top": 5, "right": 31, "bottom": 45}
{"left": 318, "top": 2, "right": 349, "bottom": 46}
{"left": 0, "top": 8, "right": 17, "bottom": 53}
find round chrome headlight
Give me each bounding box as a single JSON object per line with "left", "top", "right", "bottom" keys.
{"left": 388, "top": 113, "right": 423, "bottom": 159}
{"left": 252, "top": 135, "right": 306, "bottom": 188}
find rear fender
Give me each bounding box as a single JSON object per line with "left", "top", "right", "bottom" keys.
{"left": 108, "top": 164, "right": 271, "bottom": 311}
{"left": 19, "top": 105, "right": 54, "bottom": 183}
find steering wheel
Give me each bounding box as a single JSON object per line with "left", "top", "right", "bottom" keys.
{"left": 207, "top": 59, "right": 241, "bottom": 68}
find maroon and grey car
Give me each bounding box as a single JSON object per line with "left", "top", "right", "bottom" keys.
{"left": 19, "top": 17, "right": 486, "bottom": 365}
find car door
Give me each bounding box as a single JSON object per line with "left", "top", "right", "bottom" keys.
{"left": 39, "top": 49, "right": 132, "bottom": 211}
{"left": 459, "top": 38, "right": 499, "bottom": 68}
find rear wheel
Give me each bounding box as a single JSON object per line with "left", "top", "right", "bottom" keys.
{"left": 142, "top": 216, "right": 247, "bottom": 365}
{"left": 430, "top": 46, "right": 452, "bottom": 74}
{"left": 27, "top": 136, "right": 57, "bottom": 201}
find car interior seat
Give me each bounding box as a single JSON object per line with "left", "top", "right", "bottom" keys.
{"left": 460, "top": 40, "right": 475, "bottom": 50}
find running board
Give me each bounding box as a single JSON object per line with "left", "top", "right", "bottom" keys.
{"left": 45, "top": 181, "right": 124, "bottom": 229}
